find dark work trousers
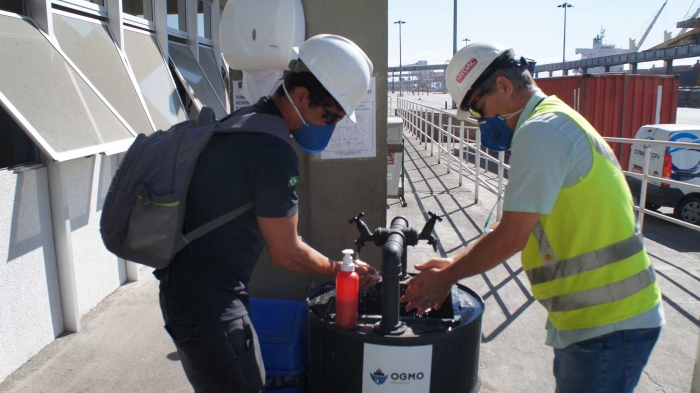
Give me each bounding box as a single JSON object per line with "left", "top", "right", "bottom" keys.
{"left": 160, "top": 294, "right": 266, "bottom": 393}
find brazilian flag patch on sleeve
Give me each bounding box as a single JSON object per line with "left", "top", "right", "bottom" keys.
{"left": 288, "top": 176, "right": 299, "bottom": 187}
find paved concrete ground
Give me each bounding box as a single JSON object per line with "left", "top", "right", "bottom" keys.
{"left": 1, "top": 124, "right": 698, "bottom": 392}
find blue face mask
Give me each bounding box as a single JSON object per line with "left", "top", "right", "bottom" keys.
{"left": 283, "top": 83, "right": 338, "bottom": 153}
{"left": 477, "top": 109, "right": 523, "bottom": 151}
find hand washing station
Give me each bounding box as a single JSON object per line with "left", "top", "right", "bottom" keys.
{"left": 307, "top": 213, "right": 484, "bottom": 393}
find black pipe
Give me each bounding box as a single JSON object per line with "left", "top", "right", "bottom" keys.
{"left": 380, "top": 240, "right": 402, "bottom": 333}
{"left": 401, "top": 244, "right": 408, "bottom": 278}
{"left": 377, "top": 216, "right": 410, "bottom": 334}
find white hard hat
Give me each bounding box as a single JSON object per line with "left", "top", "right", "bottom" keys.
{"left": 446, "top": 42, "right": 511, "bottom": 120}
{"left": 292, "top": 34, "right": 373, "bottom": 123}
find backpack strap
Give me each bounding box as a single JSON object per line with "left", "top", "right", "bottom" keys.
{"left": 197, "top": 107, "right": 216, "bottom": 127}
{"left": 183, "top": 201, "right": 255, "bottom": 244}
{"left": 215, "top": 112, "right": 293, "bottom": 146}
{"left": 182, "top": 112, "right": 292, "bottom": 244}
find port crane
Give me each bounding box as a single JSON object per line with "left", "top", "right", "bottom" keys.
{"left": 629, "top": 1, "right": 668, "bottom": 52}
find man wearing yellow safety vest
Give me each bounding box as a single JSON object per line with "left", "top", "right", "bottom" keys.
{"left": 402, "top": 42, "right": 665, "bottom": 393}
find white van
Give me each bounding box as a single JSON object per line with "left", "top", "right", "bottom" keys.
{"left": 626, "top": 124, "right": 700, "bottom": 225}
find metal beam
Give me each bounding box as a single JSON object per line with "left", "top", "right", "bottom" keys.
{"left": 388, "top": 64, "right": 447, "bottom": 72}
{"left": 390, "top": 43, "right": 700, "bottom": 75}
{"left": 534, "top": 44, "right": 700, "bottom": 73}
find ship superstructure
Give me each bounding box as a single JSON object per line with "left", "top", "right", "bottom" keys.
{"left": 575, "top": 28, "right": 628, "bottom": 73}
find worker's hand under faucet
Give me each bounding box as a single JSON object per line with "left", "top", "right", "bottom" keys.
{"left": 401, "top": 258, "right": 453, "bottom": 316}
{"left": 354, "top": 260, "right": 381, "bottom": 291}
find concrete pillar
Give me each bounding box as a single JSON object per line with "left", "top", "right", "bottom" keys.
{"left": 302, "top": 0, "right": 387, "bottom": 265}
{"left": 46, "top": 160, "right": 81, "bottom": 333}
{"left": 125, "top": 259, "right": 140, "bottom": 281}
{"left": 106, "top": 0, "right": 124, "bottom": 49}
{"left": 153, "top": 0, "right": 168, "bottom": 61}
{"left": 26, "top": 0, "right": 52, "bottom": 36}
{"left": 187, "top": 0, "right": 199, "bottom": 61}
{"left": 248, "top": 0, "right": 388, "bottom": 300}
{"left": 211, "top": 0, "right": 222, "bottom": 69}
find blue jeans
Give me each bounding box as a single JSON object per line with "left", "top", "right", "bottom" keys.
{"left": 553, "top": 327, "right": 661, "bottom": 393}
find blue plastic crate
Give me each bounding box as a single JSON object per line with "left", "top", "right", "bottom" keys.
{"left": 249, "top": 298, "right": 308, "bottom": 376}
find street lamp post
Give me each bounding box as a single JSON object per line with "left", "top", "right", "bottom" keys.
{"left": 462, "top": 38, "right": 470, "bottom": 47}
{"left": 558, "top": 2, "right": 573, "bottom": 75}
{"left": 452, "top": 0, "right": 457, "bottom": 55}
{"left": 394, "top": 19, "right": 406, "bottom": 97}
{"left": 452, "top": 0, "right": 457, "bottom": 108}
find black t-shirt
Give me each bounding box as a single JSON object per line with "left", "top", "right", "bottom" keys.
{"left": 154, "top": 97, "right": 298, "bottom": 320}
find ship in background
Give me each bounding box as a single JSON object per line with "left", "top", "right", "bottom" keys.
{"left": 575, "top": 28, "right": 628, "bottom": 74}
{"left": 574, "top": 1, "right": 669, "bottom": 75}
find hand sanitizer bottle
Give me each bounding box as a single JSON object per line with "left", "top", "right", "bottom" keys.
{"left": 335, "top": 249, "right": 359, "bottom": 329}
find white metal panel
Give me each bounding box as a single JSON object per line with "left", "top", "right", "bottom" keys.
{"left": 0, "top": 12, "right": 136, "bottom": 162}
{"left": 199, "top": 45, "right": 227, "bottom": 110}
{"left": 52, "top": 10, "right": 155, "bottom": 134}
{"left": 169, "top": 41, "right": 227, "bottom": 118}
{"left": 124, "top": 27, "right": 187, "bottom": 129}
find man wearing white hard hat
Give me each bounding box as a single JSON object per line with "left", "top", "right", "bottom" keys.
{"left": 402, "top": 42, "right": 664, "bottom": 392}
{"left": 156, "top": 34, "right": 379, "bottom": 392}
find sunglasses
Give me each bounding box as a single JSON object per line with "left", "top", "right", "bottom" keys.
{"left": 308, "top": 91, "right": 344, "bottom": 125}
{"left": 464, "top": 90, "right": 486, "bottom": 119}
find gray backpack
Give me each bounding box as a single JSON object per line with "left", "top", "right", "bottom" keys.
{"left": 100, "top": 107, "right": 292, "bottom": 269}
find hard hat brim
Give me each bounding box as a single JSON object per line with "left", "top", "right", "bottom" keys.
{"left": 455, "top": 108, "right": 472, "bottom": 121}
{"left": 346, "top": 109, "right": 356, "bottom": 123}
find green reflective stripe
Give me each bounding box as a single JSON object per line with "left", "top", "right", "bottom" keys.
{"left": 533, "top": 221, "right": 558, "bottom": 265}
{"left": 527, "top": 230, "right": 645, "bottom": 285}
{"left": 136, "top": 195, "right": 179, "bottom": 207}
{"left": 152, "top": 201, "right": 179, "bottom": 207}
{"left": 539, "top": 265, "right": 656, "bottom": 313}
{"left": 590, "top": 134, "right": 622, "bottom": 170}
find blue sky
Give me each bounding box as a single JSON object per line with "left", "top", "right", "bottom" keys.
{"left": 388, "top": 0, "right": 700, "bottom": 69}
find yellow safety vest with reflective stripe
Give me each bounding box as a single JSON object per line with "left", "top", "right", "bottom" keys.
{"left": 520, "top": 96, "right": 661, "bottom": 331}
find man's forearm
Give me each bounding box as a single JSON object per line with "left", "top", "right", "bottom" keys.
{"left": 441, "top": 228, "right": 523, "bottom": 283}
{"left": 285, "top": 241, "right": 340, "bottom": 278}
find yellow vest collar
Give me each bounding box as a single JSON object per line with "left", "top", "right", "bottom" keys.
{"left": 514, "top": 90, "right": 548, "bottom": 133}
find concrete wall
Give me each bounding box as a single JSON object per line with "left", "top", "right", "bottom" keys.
{"left": 0, "top": 168, "right": 63, "bottom": 382}
{"left": 64, "top": 156, "right": 125, "bottom": 315}
{"left": 249, "top": 0, "right": 388, "bottom": 300}
{"left": 0, "top": 155, "right": 124, "bottom": 383}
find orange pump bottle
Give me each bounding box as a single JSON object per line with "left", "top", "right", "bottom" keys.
{"left": 336, "top": 249, "right": 359, "bottom": 329}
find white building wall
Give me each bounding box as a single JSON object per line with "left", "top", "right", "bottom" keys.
{"left": 63, "top": 156, "right": 126, "bottom": 315}
{"left": 0, "top": 168, "right": 63, "bottom": 382}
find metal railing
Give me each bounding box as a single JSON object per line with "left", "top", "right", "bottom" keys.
{"left": 397, "top": 97, "right": 700, "bottom": 233}
{"left": 397, "top": 98, "right": 509, "bottom": 221}
{"left": 606, "top": 137, "right": 700, "bottom": 232}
